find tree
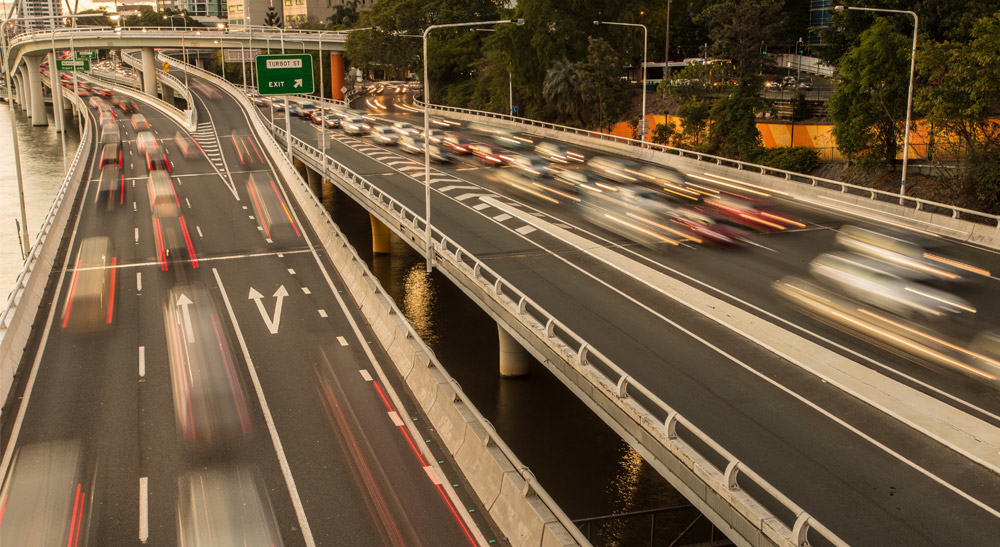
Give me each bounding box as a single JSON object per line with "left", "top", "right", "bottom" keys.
{"left": 707, "top": 78, "right": 765, "bottom": 158}
{"left": 579, "top": 37, "right": 628, "bottom": 131}
{"left": 827, "top": 18, "right": 910, "bottom": 169}
{"left": 74, "top": 9, "right": 112, "bottom": 27}
{"left": 329, "top": 0, "right": 361, "bottom": 27}
{"left": 696, "top": 0, "right": 787, "bottom": 78}
{"left": 650, "top": 121, "right": 678, "bottom": 146}
{"left": 542, "top": 59, "right": 585, "bottom": 125}
{"left": 677, "top": 98, "right": 710, "bottom": 147}
{"left": 264, "top": 4, "right": 283, "bottom": 28}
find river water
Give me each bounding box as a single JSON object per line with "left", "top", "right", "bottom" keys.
{"left": 0, "top": 104, "right": 80, "bottom": 302}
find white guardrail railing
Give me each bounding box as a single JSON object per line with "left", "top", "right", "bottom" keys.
{"left": 0, "top": 83, "right": 92, "bottom": 422}
{"left": 175, "top": 57, "right": 846, "bottom": 546}
{"left": 103, "top": 50, "right": 196, "bottom": 130}
{"left": 413, "top": 98, "right": 1000, "bottom": 228}
{"left": 166, "top": 54, "right": 590, "bottom": 546}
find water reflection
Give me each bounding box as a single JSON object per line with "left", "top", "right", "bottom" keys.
{"left": 402, "top": 262, "right": 437, "bottom": 347}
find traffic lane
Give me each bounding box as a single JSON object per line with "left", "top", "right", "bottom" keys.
{"left": 473, "top": 232, "right": 1000, "bottom": 545}
{"left": 210, "top": 252, "right": 480, "bottom": 546}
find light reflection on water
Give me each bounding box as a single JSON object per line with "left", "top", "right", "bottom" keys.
{"left": 0, "top": 106, "right": 79, "bottom": 297}
{"left": 328, "top": 189, "right": 719, "bottom": 545}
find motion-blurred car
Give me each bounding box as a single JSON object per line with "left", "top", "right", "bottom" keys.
{"left": 271, "top": 98, "right": 286, "bottom": 111}
{"left": 113, "top": 97, "right": 138, "bottom": 114}
{"left": 422, "top": 128, "right": 446, "bottom": 145}
{"left": 342, "top": 116, "right": 371, "bottom": 136}
{"left": 147, "top": 171, "right": 188, "bottom": 269}
{"left": 309, "top": 110, "right": 325, "bottom": 125}
{"left": 427, "top": 143, "right": 455, "bottom": 163}
{"left": 297, "top": 101, "right": 317, "bottom": 118}
{"left": 672, "top": 207, "right": 748, "bottom": 246}
{"left": 0, "top": 440, "right": 95, "bottom": 546}
{"left": 61, "top": 236, "right": 114, "bottom": 330}
{"left": 164, "top": 283, "right": 252, "bottom": 445}
{"left": 535, "top": 141, "right": 584, "bottom": 164}
{"left": 322, "top": 113, "right": 341, "bottom": 128}
{"left": 247, "top": 173, "right": 300, "bottom": 241}
{"left": 392, "top": 121, "right": 419, "bottom": 136}
{"left": 370, "top": 126, "right": 398, "bottom": 145}
{"left": 97, "top": 143, "right": 124, "bottom": 209}
{"left": 509, "top": 154, "right": 556, "bottom": 178}
{"left": 703, "top": 193, "right": 802, "bottom": 231}
{"left": 251, "top": 93, "right": 268, "bottom": 106}
{"left": 131, "top": 113, "right": 149, "bottom": 130}
{"left": 399, "top": 135, "right": 424, "bottom": 154}
{"left": 809, "top": 252, "right": 976, "bottom": 321}
{"left": 176, "top": 468, "right": 283, "bottom": 547}
{"left": 834, "top": 225, "right": 989, "bottom": 284}
{"left": 587, "top": 156, "right": 640, "bottom": 183}
{"left": 469, "top": 143, "right": 509, "bottom": 166}
{"left": 443, "top": 135, "right": 473, "bottom": 155}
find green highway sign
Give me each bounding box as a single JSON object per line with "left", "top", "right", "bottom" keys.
{"left": 56, "top": 59, "right": 90, "bottom": 72}
{"left": 75, "top": 51, "right": 97, "bottom": 60}
{"left": 255, "top": 54, "right": 314, "bottom": 96}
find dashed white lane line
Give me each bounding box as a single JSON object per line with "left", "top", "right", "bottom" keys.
{"left": 301, "top": 287, "right": 311, "bottom": 294}
{"left": 287, "top": 268, "right": 296, "bottom": 275}
{"left": 132, "top": 201, "right": 136, "bottom": 211}
{"left": 185, "top": 198, "right": 192, "bottom": 209}
{"left": 493, "top": 213, "right": 511, "bottom": 222}
{"left": 134, "top": 228, "right": 139, "bottom": 243}
{"left": 472, "top": 203, "right": 490, "bottom": 211}
{"left": 359, "top": 369, "right": 373, "bottom": 382}
{"left": 516, "top": 225, "right": 537, "bottom": 235}
{"left": 139, "top": 476, "right": 149, "bottom": 543}
{"left": 196, "top": 226, "right": 203, "bottom": 238}
{"left": 318, "top": 309, "right": 327, "bottom": 318}
{"left": 136, "top": 272, "right": 142, "bottom": 292}
{"left": 249, "top": 215, "right": 255, "bottom": 220}
{"left": 138, "top": 346, "right": 145, "bottom": 378}
{"left": 337, "top": 336, "right": 348, "bottom": 346}
{"left": 387, "top": 411, "right": 404, "bottom": 427}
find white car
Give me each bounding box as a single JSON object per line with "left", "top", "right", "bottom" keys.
{"left": 342, "top": 117, "right": 371, "bottom": 136}
{"left": 370, "top": 126, "right": 398, "bottom": 145}
{"left": 392, "top": 121, "right": 419, "bottom": 136}
{"left": 422, "top": 128, "right": 446, "bottom": 144}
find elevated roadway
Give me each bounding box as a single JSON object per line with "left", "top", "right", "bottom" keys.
{"left": 245, "top": 81, "right": 1000, "bottom": 545}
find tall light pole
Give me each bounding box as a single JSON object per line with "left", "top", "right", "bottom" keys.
{"left": 596, "top": 20, "right": 647, "bottom": 141}
{"left": 789, "top": 37, "right": 803, "bottom": 148}
{"left": 664, "top": 0, "right": 672, "bottom": 82}
{"left": 165, "top": 13, "right": 189, "bottom": 99}
{"left": 422, "top": 18, "right": 523, "bottom": 272}
{"left": 836, "top": 4, "right": 918, "bottom": 201}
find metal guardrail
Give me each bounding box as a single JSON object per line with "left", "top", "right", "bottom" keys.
{"left": 167, "top": 54, "right": 591, "bottom": 545}
{"left": 253, "top": 88, "right": 846, "bottom": 547}
{"left": 413, "top": 98, "right": 1000, "bottom": 228}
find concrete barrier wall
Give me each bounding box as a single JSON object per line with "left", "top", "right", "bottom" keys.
{"left": 0, "top": 87, "right": 92, "bottom": 423}
{"left": 171, "top": 58, "right": 585, "bottom": 546}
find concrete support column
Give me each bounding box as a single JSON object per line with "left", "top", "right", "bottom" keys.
{"left": 498, "top": 326, "right": 530, "bottom": 377}
{"left": 24, "top": 56, "right": 47, "bottom": 126}
{"left": 141, "top": 47, "right": 157, "bottom": 96}
{"left": 306, "top": 168, "right": 321, "bottom": 197}
{"left": 330, "top": 52, "right": 345, "bottom": 101}
{"left": 48, "top": 53, "right": 65, "bottom": 133}
{"left": 17, "top": 68, "right": 30, "bottom": 113}
{"left": 12, "top": 73, "right": 23, "bottom": 109}
{"left": 162, "top": 85, "right": 175, "bottom": 105}
{"left": 370, "top": 214, "right": 390, "bottom": 255}
{"left": 195, "top": 57, "right": 204, "bottom": 69}
{"left": 321, "top": 178, "right": 336, "bottom": 212}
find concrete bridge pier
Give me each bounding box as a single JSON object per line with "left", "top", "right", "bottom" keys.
{"left": 498, "top": 326, "right": 530, "bottom": 377}
{"left": 322, "top": 177, "right": 336, "bottom": 212}
{"left": 195, "top": 58, "right": 204, "bottom": 70}
{"left": 24, "top": 56, "right": 46, "bottom": 126}
{"left": 16, "top": 68, "right": 29, "bottom": 114}
{"left": 141, "top": 47, "right": 157, "bottom": 96}
{"left": 48, "top": 52, "right": 65, "bottom": 133}
{"left": 161, "top": 85, "right": 174, "bottom": 105}
{"left": 370, "top": 214, "right": 390, "bottom": 255}
{"left": 306, "top": 168, "right": 322, "bottom": 197}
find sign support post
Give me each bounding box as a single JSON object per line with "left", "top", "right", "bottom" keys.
{"left": 255, "top": 54, "right": 315, "bottom": 163}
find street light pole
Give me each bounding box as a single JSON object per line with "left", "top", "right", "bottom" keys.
{"left": 836, "top": 5, "right": 918, "bottom": 201}
{"left": 596, "top": 20, "right": 647, "bottom": 141}
{"left": 790, "top": 37, "right": 802, "bottom": 148}
{"left": 422, "top": 18, "right": 522, "bottom": 272}
{"left": 665, "top": 0, "right": 672, "bottom": 82}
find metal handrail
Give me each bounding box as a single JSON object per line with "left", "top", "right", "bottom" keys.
{"left": 412, "top": 98, "right": 1000, "bottom": 227}
{"left": 167, "top": 54, "right": 593, "bottom": 546}
{"left": 0, "top": 86, "right": 91, "bottom": 327}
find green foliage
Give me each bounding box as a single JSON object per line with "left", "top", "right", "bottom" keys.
{"left": 329, "top": 0, "right": 361, "bottom": 27}
{"left": 707, "top": 79, "right": 765, "bottom": 159}
{"left": 651, "top": 121, "right": 678, "bottom": 146}
{"left": 123, "top": 9, "right": 202, "bottom": 28}
{"left": 542, "top": 59, "right": 584, "bottom": 125}
{"left": 264, "top": 5, "right": 282, "bottom": 28}
{"left": 792, "top": 90, "right": 807, "bottom": 121}
{"left": 579, "top": 37, "right": 628, "bottom": 132}
{"left": 75, "top": 9, "right": 112, "bottom": 27}
{"left": 677, "top": 98, "right": 710, "bottom": 147}
{"left": 750, "top": 146, "right": 820, "bottom": 173}
{"left": 697, "top": 0, "right": 787, "bottom": 77}
{"left": 827, "top": 18, "right": 909, "bottom": 169}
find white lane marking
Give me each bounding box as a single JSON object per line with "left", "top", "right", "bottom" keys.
{"left": 243, "top": 205, "right": 248, "bottom": 209}
{"left": 318, "top": 309, "right": 328, "bottom": 318}
{"left": 359, "top": 369, "right": 373, "bottom": 381}
{"left": 287, "top": 268, "right": 296, "bottom": 275}
{"left": 516, "top": 225, "right": 536, "bottom": 235}
{"left": 249, "top": 215, "right": 256, "bottom": 220}
{"left": 185, "top": 198, "right": 192, "bottom": 209}
{"left": 132, "top": 201, "right": 136, "bottom": 211}
{"left": 134, "top": 227, "right": 139, "bottom": 243}
{"left": 136, "top": 272, "right": 142, "bottom": 293}
{"left": 301, "top": 287, "right": 311, "bottom": 294}
{"left": 493, "top": 213, "right": 512, "bottom": 222}
{"left": 248, "top": 285, "right": 288, "bottom": 335}
{"left": 196, "top": 225, "right": 203, "bottom": 238}
{"left": 472, "top": 203, "right": 490, "bottom": 211}
{"left": 388, "top": 411, "right": 404, "bottom": 427}
{"left": 211, "top": 268, "right": 317, "bottom": 546}
{"left": 277, "top": 252, "right": 284, "bottom": 258}
{"left": 139, "top": 477, "right": 148, "bottom": 543}
{"left": 482, "top": 196, "right": 1000, "bottom": 519}
{"left": 337, "top": 336, "right": 348, "bottom": 346}
{"left": 423, "top": 466, "right": 442, "bottom": 485}
{"left": 138, "top": 346, "right": 145, "bottom": 378}
{"left": 455, "top": 193, "right": 482, "bottom": 202}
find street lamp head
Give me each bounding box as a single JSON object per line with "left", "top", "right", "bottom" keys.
{"left": 834, "top": 5, "right": 846, "bottom": 11}
{"left": 513, "top": 18, "right": 525, "bottom": 26}
{"left": 593, "top": 20, "right": 601, "bottom": 25}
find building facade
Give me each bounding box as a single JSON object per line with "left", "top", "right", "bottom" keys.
{"left": 18, "top": 0, "right": 62, "bottom": 31}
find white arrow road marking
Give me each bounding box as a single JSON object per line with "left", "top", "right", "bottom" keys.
{"left": 176, "top": 293, "right": 196, "bottom": 341}
{"left": 249, "top": 285, "right": 288, "bottom": 334}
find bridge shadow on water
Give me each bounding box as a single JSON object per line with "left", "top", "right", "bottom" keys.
{"left": 326, "top": 188, "right": 730, "bottom": 547}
